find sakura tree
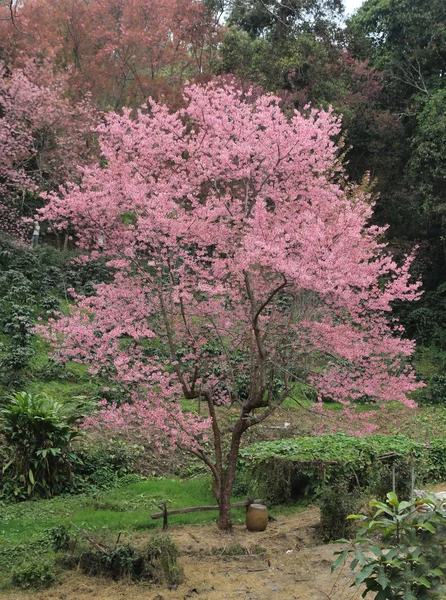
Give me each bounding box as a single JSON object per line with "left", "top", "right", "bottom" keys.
{"left": 0, "top": 62, "right": 96, "bottom": 238}
{"left": 41, "top": 82, "right": 422, "bottom": 530}
{"left": 4, "top": 0, "right": 221, "bottom": 109}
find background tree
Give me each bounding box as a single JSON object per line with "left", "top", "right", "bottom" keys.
{"left": 41, "top": 83, "right": 422, "bottom": 530}
{"left": 347, "top": 0, "right": 446, "bottom": 349}
{"left": 2, "top": 0, "right": 221, "bottom": 110}
{"left": 0, "top": 61, "right": 97, "bottom": 238}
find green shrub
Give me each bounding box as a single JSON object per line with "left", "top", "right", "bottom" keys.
{"left": 36, "top": 358, "right": 73, "bottom": 381}
{"left": 61, "top": 532, "right": 182, "bottom": 584}
{"left": 0, "top": 346, "right": 35, "bottom": 387}
{"left": 319, "top": 481, "right": 362, "bottom": 541}
{"left": 0, "top": 391, "right": 84, "bottom": 499}
{"left": 419, "top": 375, "right": 446, "bottom": 406}
{"left": 11, "top": 559, "right": 56, "bottom": 589}
{"left": 147, "top": 533, "right": 183, "bottom": 586}
{"left": 332, "top": 492, "right": 446, "bottom": 599}
{"left": 232, "top": 467, "right": 259, "bottom": 498}
{"left": 66, "top": 257, "right": 115, "bottom": 296}
{"left": 47, "top": 525, "right": 71, "bottom": 551}
{"left": 79, "top": 545, "right": 146, "bottom": 580}
{"left": 116, "top": 473, "right": 144, "bottom": 487}
{"left": 74, "top": 438, "right": 141, "bottom": 492}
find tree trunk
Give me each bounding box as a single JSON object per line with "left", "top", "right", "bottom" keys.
{"left": 215, "top": 418, "right": 247, "bottom": 531}
{"left": 217, "top": 490, "right": 233, "bottom": 530}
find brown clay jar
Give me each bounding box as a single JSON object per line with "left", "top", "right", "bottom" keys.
{"left": 246, "top": 503, "right": 268, "bottom": 532}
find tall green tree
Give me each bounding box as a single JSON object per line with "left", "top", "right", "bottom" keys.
{"left": 348, "top": 0, "right": 446, "bottom": 275}
{"left": 227, "top": 0, "right": 343, "bottom": 39}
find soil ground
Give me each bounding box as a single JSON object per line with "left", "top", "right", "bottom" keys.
{"left": 0, "top": 506, "right": 361, "bottom": 600}
{"left": 3, "top": 483, "right": 445, "bottom": 600}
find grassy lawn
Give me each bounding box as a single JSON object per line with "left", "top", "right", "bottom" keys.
{"left": 0, "top": 477, "right": 249, "bottom": 549}
{"left": 0, "top": 476, "right": 253, "bottom": 590}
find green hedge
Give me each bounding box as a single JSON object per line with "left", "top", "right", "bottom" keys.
{"left": 238, "top": 434, "right": 446, "bottom": 505}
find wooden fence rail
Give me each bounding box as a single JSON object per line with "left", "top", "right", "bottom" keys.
{"left": 151, "top": 497, "right": 263, "bottom": 530}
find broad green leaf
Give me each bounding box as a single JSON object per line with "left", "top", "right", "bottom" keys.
{"left": 418, "top": 522, "right": 436, "bottom": 533}
{"left": 383, "top": 547, "right": 400, "bottom": 560}
{"left": 355, "top": 564, "right": 375, "bottom": 585}
{"left": 377, "top": 567, "right": 389, "bottom": 591}
{"left": 369, "top": 545, "right": 383, "bottom": 557}
{"left": 386, "top": 491, "right": 398, "bottom": 506}
{"left": 415, "top": 576, "right": 431, "bottom": 588}
{"left": 331, "top": 549, "right": 348, "bottom": 572}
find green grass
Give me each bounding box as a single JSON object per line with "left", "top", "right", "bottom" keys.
{"left": 0, "top": 477, "right": 246, "bottom": 551}
{"left": 26, "top": 378, "right": 98, "bottom": 402}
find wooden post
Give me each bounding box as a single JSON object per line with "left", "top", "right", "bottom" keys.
{"left": 392, "top": 465, "right": 396, "bottom": 493}
{"left": 160, "top": 501, "right": 168, "bottom": 530}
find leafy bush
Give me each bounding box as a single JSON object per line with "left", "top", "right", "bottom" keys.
{"left": 0, "top": 239, "right": 64, "bottom": 388}
{"left": 422, "top": 439, "right": 446, "bottom": 482}
{"left": 419, "top": 376, "right": 446, "bottom": 406}
{"left": 0, "top": 237, "right": 118, "bottom": 391}
{"left": 65, "top": 257, "right": 115, "bottom": 296}
{"left": 74, "top": 438, "right": 141, "bottom": 492}
{"left": 147, "top": 533, "right": 183, "bottom": 586}
{"left": 47, "top": 525, "right": 71, "bottom": 551}
{"left": 239, "top": 434, "right": 446, "bottom": 504}
{"left": 400, "top": 283, "right": 446, "bottom": 351}
{"left": 35, "top": 358, "right": 74, "bottom": 381}
{"left": 319, "top": 482, "right": 362, "bottom": 541}
{"left": 11, "top": 559, "right": 56, "bottom": 589}
{"left": 333, "top": 492, "right": 446, "bottom": 599}
{"left": 79, "top": 545, "right": 146, "bottom": 580}
{"left": 60, "top": 531, "right": 182, "bottom": 584}
{"left": 0, "top": 391, "right": 84, "bottom": 499}
{"left": 0, "top": 346, "right": 35, "bottom": 387}
{"left": 116, "top": 473, "right": 144, "bottom": 487}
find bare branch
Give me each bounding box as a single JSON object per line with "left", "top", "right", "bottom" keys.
{"left": 1, "top": 0, "right": 27, "bottom": 34}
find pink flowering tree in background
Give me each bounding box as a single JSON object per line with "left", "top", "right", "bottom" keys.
{"left": 41, "top": 82, "right": 423, "bottom": 530}
{"left": 0, "top": 62, "right": 97, "bottom": 238}
{"left": 3, "top": 0, "right": 221, "bottom": 110}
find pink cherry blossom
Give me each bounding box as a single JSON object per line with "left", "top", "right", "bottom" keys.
{"left": 40, "top": 81, "right": 423, "bottom": 529}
